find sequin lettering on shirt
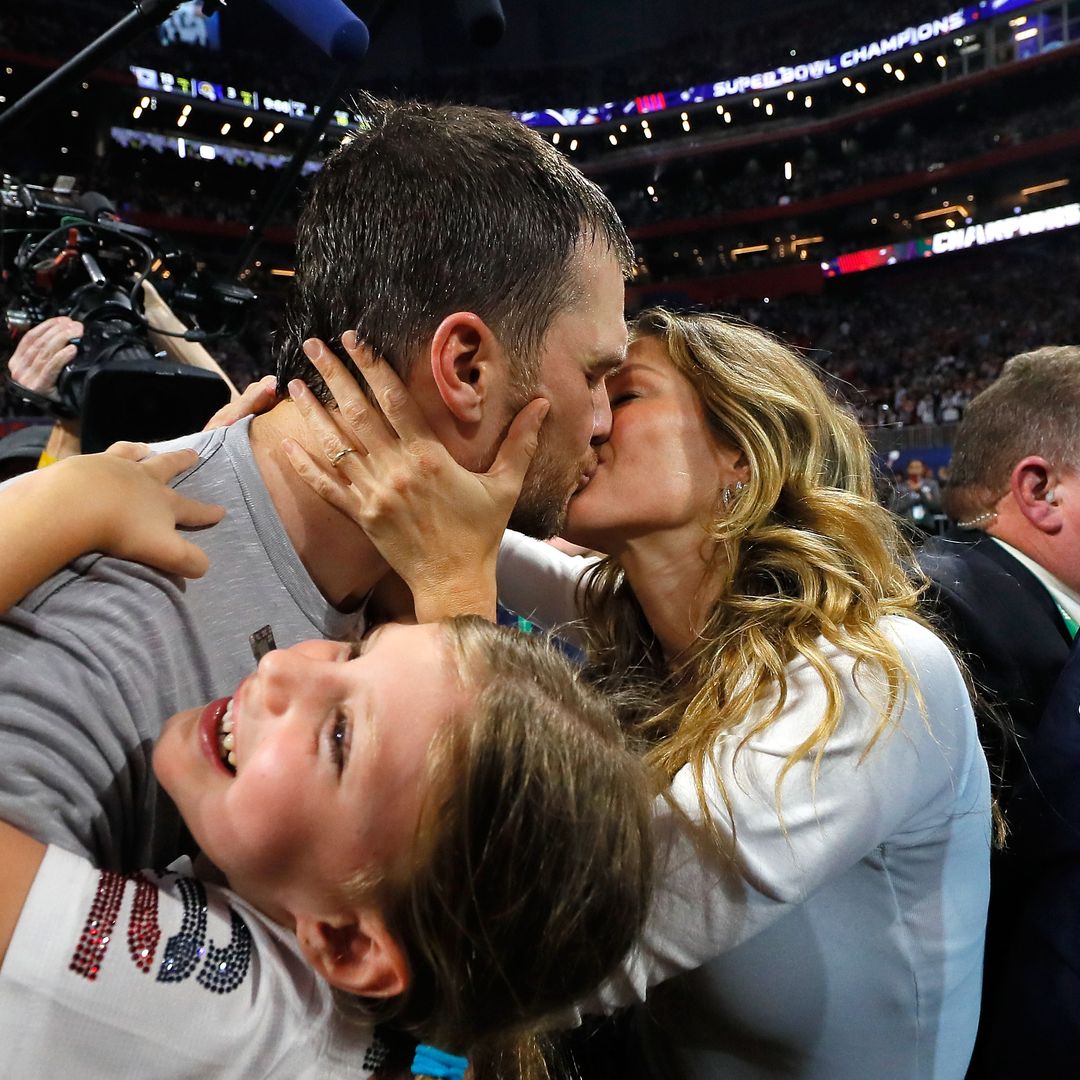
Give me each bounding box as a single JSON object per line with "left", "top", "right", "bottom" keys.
{"left": 127, "top": 872, "right": 162, "bottom": 973}
{"left": 157, "top": 877, "right": 209, "bottom": 984}
{"left": 198, "top": 907, "right": 253, "bottom": 994}
{"left": 69, "top": 870, "right": 252, "bottom": 995}
{"left": 69, "top": 869, "right": 125, "bottom": 981}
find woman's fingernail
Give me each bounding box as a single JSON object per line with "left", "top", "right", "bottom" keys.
{"left": 302, "top": 339, "right": 322, "bottom": 360}
{"left": 288, "top": 379, "right": 305, "bottom": 399}
{"left": 342, "top": 330, "right": 357, "bottom": 350}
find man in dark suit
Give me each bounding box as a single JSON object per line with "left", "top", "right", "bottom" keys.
{"left": 917, "top": 346, "right": 1080, "bottom": 1077}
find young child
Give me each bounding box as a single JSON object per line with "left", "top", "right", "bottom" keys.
{"left": 0, "top": 447, "right": 655, "bottom": 1079}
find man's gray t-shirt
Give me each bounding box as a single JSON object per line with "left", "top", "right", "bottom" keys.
{"left": 0, "top": 417, "right": 365, "bottom": 871}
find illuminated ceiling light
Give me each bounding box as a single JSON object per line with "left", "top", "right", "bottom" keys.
{"left": 644, "top": 128, "right": 652, "bottom": 138}
{"left": 842, "top": 76, "right": 852, "bottom": 87}
{"left": 716, "top": 104, "right": 724, "bottom": 114}
{"left": 619, "top": 123, "right": 627, "bottom": 133}
{"left": 937, "top": 55, "right": 947, "bottom": 67}
{"left": 682, "top": 119, "right": 691, "bottom": 131}
{"left": 765, "top": 102, "right": 774, "bottom": 115}
{"left": 177, "top": 113, "right": 188, "bottom": 127}
{"left": 221, "top": 122, "right": 231, "bottom": 135}
{"left": 569, "top": 139, "right": 578, "bottom": 150}
{"left": 855, "top": 82, "right": 867, "bottom": 94}
{"left": 1021, "top": 178, "right": 1070, "bottom": 195}
{"left": 914, "top": 51, "right": 923, "bottom": 62}
{"left": 753, "top": 96, "right": 761, "bottom": 107}
{"left": 140, "top": 96, "right": 150, "bottom": 108}
{"left": 883, "top": 62, "right": 893, "bottom": 73}
{"left": 784, "top": 161, "right": 793, "bottom": 180}
{"left": 181, "top": 104, "right": 192, "bottom": 115}
{"left": 132, "top": 106, "right": 143, "bottom": 119}
{"left": 786, "top": 90, "right": 794, "bottom": 101}
{"left": 895, "top": 69, "right": 905, "bottom": 81}
{"left": 1009, "top": 15, "right": 1028, "bottom": 27}
{"left": 945, "top": 218, "right": 956, "bottom": 228}
{"left": 680, "top": 111, "right": 688, "bottom": 120}
{"left": 270, "top": 268, "right": 295, "bottom": 277}
{"left": 870, "top": 216, "right": 878, "bottom": 224}
{"left": 243, "top": 116, "right": 253, "bottom": 128}
{"left": 804, "top": 95, "right": 812, "bottom": 108}
{"left": 792, "top": 235, "right": 824, "bottom": 247}
{"left": 730, "top": 244, "right": 769, "bottom": 257}
{"left": 724, "top": 111, "right": 732, "bottom": 123}
{"left": 274, "top": 122, "right": 285, "bottom": 133}
{"left": 552, "top": 131, "right": 560, "bottom": 144}
{"left": 641, "top": 118, "right": 649, "bottom": 127}
{"left": 60, "top": 146, "right": 69, "bottom": 154}
{"left": 913, "top": 203, "right": 966, "bottom": 221}
{"left": 71, "top": 109, "right": 79, "bottom": 118}
{"left": 263, "top": 130, "right": 274, "bottom": 142}
{"left": 647, "top": 185, "right": 655, "bottom": 195}
{"left": 1014, "top": 27, "right": 1038, "bottom": 41}
{"left": 608, "top": 133, "right": 618, "bottom": 145}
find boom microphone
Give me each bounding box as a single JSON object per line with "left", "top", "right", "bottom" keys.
{"left": 258, "top": 0, "right": 370, "bottom": 65}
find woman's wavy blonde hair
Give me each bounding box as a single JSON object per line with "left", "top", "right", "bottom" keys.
{"left": 579, "top": 307, "right": 928, "bottom": 852}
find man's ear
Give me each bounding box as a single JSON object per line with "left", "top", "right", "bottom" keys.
{"left": 1011, "top": 455, "right": 1062, "bottom": 534}
{"left": 428, "top": 312, "right": 505, "bottom": 425}
{"left": 295, "top": 907, "right": 410, "bottom": 999}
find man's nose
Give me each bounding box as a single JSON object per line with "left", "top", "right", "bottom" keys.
{"left": 591, "top": 385, "right": 613, "bottom": 445}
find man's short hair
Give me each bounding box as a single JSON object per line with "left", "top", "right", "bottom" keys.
{"left": 276, "top": 97, "right": 633, "bottom": 402}
{"left": 945, "top": 346, "right": 1080, "bottom": 521}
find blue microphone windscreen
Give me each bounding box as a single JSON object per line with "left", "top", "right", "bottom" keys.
{"left": 261, "top": 0, "right": 370, "bottom": 65}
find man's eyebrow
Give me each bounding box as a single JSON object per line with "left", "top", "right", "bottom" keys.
{"left": 588, "top": 349, "right": 627, "bottom": 376}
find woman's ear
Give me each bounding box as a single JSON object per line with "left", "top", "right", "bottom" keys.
{"left": 429, "top": 312, "right": 505, "bottom": 425}
{"left": 295, "top": 907, "right": 410, "bottom": 999}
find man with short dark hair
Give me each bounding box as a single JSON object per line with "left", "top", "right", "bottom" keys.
{"left": 0, "top": 98, "right": 631, "bottom": 874}
{"left": 918, "top": 345, "right": 1080, "bottom": 1079}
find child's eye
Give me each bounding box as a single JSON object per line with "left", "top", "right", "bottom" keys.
{"left": 329, "top": 712, "right": 350, "bottom": 772}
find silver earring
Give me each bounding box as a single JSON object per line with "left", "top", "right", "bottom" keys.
{"left": 722, "top": 480, "right": 745, "bottom": 509}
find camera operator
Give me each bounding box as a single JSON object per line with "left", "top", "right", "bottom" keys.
{"left": 4, "top": 283, "right": 242, "bottom": 464}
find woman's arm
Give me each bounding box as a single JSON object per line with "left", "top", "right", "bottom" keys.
{"left": 0, "top": 446, "right": 224, "bottom": 614}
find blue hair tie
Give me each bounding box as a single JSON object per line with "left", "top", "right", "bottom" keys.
{"left": 411, "top": 1043, "right": 469, "bottom": 1080}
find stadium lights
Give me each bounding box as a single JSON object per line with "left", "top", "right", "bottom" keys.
{"left": 937, "top": 55, "right": 947, "bottom": 67}
{"left": 883, "top": 62, "right": 892, "bottom": 73}
{"left": 765, "top": 102, "right": 774, "bottom": 115}
{"left": 724, "top": 112, "right": 732, "bottom": 123}
{"left": 753, "top": 97, "right": 761, "bottom": 107}
{"left": 1021, "top": 179, "right": 1070, "bottom": 195}
{"left": 842, "top": 77, "right": 852, "bottom": 87}
{"left": 647, "top": 185, "right": 655, "bottom": 195}
{"left": 1015, "top": 27, "right": 1038, "bottom": 41}
{"left": 804, "top": 95, "right": 812, "bottom": 108}
{"left": 132, "top": 106, "right": 143, "bottom": 119}
{"left": 182, "top": 104, "right": 192, "bottom": 115}
{"left": 914, "top": 204, "right": 966, "bottom": 221}
{"left": 619, "top": 123, "right": 627, "bottom": 133}
{"left": 682, "top": 118, "right": 691, "bottom": 131}
{"left": 792, "top": 236, "right": 823, "bottom": 247}
{"left": 552, "top": 131, "right": 560, "bottom": 144}
{"left": 731, "top": 244, "right": 769, "bottom": 257}
{"left": 177, "top": 113, "right": 188, "bottom": 127}
{"left": 271, "top": 268, "right": 295, "bottom": 276}
{"left": 895, "top": 69, "right": 905, "bottom": 81}
{"left": 140, "top": 96, "right": 151, "bottom": 108}
{"left": 945, "top": 218, "right": 956, "bottom": 228}
{"left": 784, "top": 161, "right": 793, "bottom": 180}
{"left": 274, "top": 122, "right": 285, "bottom": 133}
{"left": 608, "top": 133, "right": 618, "bottom": 145}
{"left": 569, "top": 139, "right": 578, "bottom": 150}
{"left": 221, "top": 122, "right": 231, "bottom": 135}
{"left": 644, "top": 128, "right": 653, "bottom": 138}
{"left": 855, "top": 82, "right": 866, "bottom": 94}
{"left": 243, "top": 116, "right": 253, "bottom": 128}
{"left": 263, "top": 130, "right": 274, "bottom": 142}
{"left": 1009, "top": 15, "right": 1028, "bottom": 27}
{"left": 870, "top": 217, "right": 878, "bottom": 224}
{"left": 914, "top": 52, "right": 923, "bottom": 63}
{"left": 787, "top": 90, "right": 794, "bottom": 101}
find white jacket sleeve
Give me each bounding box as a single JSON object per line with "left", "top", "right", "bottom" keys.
{"left": 496, "top": 531, "right": 597, "bottom": 647}
{"left": 583, "top": 617, "right": 989, "bottom": 1012}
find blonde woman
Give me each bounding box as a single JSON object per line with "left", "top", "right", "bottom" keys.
{"left": 285, "top": 309, "right": 991, "bottom": 1080}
